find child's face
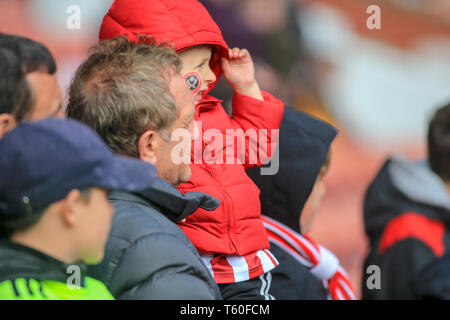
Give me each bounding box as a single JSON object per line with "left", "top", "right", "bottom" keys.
{"left": 300, "top": 177, "right": 326, "bottom": 234}
{"left": 179, "top": 46, "right": 217, "bottom": 105}
{"left": 300, "top": 151, "right": 331, "bottom": 233}
{"left": 74, "top": 187, "right": 114, "bottom": 264}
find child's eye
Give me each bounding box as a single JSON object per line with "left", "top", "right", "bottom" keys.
{"left": 195, "top": 58, "right": 210, "bottom": 69}
{"left": 196, "top": 62, "right": 205, "bottom": 69}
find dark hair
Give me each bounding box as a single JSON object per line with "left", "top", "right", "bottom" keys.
{"left": 428, "top": 103, "right": 450, "bottom": 183}
{"left": 0, "top": 33, "right": 56, "bottom": 75}
{"left": 0, "top": 188, "right": 92, "bottom": 239}
{"left": 0, "top": 48, "right": 33, "bottom": 120}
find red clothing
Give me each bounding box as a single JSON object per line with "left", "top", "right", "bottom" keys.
{"left": 100, "top": 0, "right": 285, "bottom": 279}
{"left": 263, "top": 216, "right": 357, "bottom": 300}
{"left": 200, "top": 249, "right": 278, "bottom": 284}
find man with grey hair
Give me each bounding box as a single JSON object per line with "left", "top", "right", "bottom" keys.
{"left": 66, "top": 36, "right": 222, "bottom": 299}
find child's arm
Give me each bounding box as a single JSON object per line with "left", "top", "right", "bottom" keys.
{"left": 221, "top": 48, "right": 284, "bottom": 169}
{"left": 221, "top": 48, "right": 263, "bottom": 101}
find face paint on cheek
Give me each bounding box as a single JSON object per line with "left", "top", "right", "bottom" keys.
{"left": 184, "top": 72, "right": 202, "bottom": 94}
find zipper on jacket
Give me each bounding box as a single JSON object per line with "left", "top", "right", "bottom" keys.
{"left": 196, "top": 103, "right": 237, "bottom": 253}
{"left": 201, "top": 165, "right": 237, "bottom": 253}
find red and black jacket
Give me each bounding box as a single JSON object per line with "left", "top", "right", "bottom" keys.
{"left": 362, "top": 156, "right": 450, "bottom": 300}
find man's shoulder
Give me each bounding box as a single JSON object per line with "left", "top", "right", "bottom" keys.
{"left": 88, "top": 198, "right": 199, "bottom": 288}
{"left": 109, "top": 197, "right": 188, "bottom": 244}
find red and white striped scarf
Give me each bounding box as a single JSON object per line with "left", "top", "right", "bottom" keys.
{"left": 262, "top": 215, "right": 357, "bottom": 300}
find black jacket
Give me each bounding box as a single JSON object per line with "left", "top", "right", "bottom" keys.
{"left": 247, "top": 107, "right": 337, "bottom": 299}
{"left": 413, "top": 253, "right": 450, "bottom": 299}
{"left": 88, "top": 178, "right": 222, "bottom": 300}
{"left": 0, "top": 240, "right": 113, "bottom": 299}
{"left": 362, "top": 155, "right": 450, "bottom": 299}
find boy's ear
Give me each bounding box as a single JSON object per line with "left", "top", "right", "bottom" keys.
{"left": 61, "top": 189, "right": 82, "bottom": 227}
{"left": 138, "top": 130, "right": 159, "bottom": 165}
{"left": 0, "top": 114, "right": 17, "bottom": 139}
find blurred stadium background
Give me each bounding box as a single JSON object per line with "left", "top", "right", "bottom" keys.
{"left": 1, "top": 0, "right": 449, "bottom": 297}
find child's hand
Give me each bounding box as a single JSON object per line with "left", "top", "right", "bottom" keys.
{"left": 221, "top": 48, "right": 263, "bottom": 101}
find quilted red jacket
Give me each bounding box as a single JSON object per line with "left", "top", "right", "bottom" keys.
{"left": 100, "top": 0, "right": 285, "bottom": 256}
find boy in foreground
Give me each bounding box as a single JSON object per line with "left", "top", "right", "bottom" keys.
{"left": 0, "top": 118, "right": 158, "bottom": 299}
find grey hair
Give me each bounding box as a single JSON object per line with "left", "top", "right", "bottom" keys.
{"left": 66, "top": 35, "right": 182, "bottom": 157}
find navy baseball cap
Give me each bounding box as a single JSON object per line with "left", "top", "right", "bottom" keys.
{"left": 0, "top": 118, "right": 157, "bottom": 218}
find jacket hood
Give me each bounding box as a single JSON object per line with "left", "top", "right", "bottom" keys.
{"left": 109, "top": 176, "right": 220, "bottom": 222}
{"left": 99, "top": 0, "right": 229, "bottom": 93}
{"left": 389, "top": 155, "right": 450, "bottom": 211}
{"left": 364, "top": 154, "right": 450, "bottom": 241}
{"left": 247, "top": 107, "right": 337, "bottom": 234}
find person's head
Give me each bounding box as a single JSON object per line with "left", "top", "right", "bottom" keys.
{"left": 0, "top": 48, "right": 32, "bottom": 138}
{"left": 300, "top": 151, "right": 330, "bottom": 233}
{"left": 178, "top": 45, "right": 217, "bottom": 105}
{"left": 0, "top": 118, "right": 158, "bottom": 264}
{"left": 67, "top": 36, "right": 195, "bottom": 186}
{"left": 0, "top": 33, "right": 64, "bottom": 121}
{"left": 5, "top": 187, "right": 114, "bottom": 265}
{"left": 428, "top": 102, "right": 450, "bottom": 194}
{"left": 99, "top": 0, "right": 230, "bottom": 104}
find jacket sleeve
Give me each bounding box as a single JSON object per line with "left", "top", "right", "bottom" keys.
{"left": 412, "top": 253, "right": 450, "bottom": 299}
{"left": 229, "top": 90, "right": 284, "bottom": 169}
{"left": 363, "top": 239, "right": 436, "bottom": 300}
{"left": 107, "top": 233, "right": 221, "bottom": 300}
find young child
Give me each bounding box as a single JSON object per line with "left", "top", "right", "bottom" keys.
{"left": 0, "top": 118, "right": 158, "bottom": 299}
{"left": 248, "top": 107, "right": 357, "bottom": 300}
{"left": 100, "top": 0, "right": 284, "bottom": 299}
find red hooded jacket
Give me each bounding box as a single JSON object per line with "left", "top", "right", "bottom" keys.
{"left": 100, "top": 0, "right": 285, "bottom": 257}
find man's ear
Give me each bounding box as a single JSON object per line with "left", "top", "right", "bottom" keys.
{"left": 0, "top": 114, "right": 17, "bottom": 139}
{"left": 138, "top": 130, "right": 159, "bottom": 165}
{"left": 61, "top": 189, "right": 82, "bottom": 228}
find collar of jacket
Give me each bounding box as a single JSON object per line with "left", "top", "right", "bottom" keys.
{"left": 0, "top": 240, "right": 88, "bottom": 286}
{"left": 108, "top": 177, "right": 220, "bottom": 222}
